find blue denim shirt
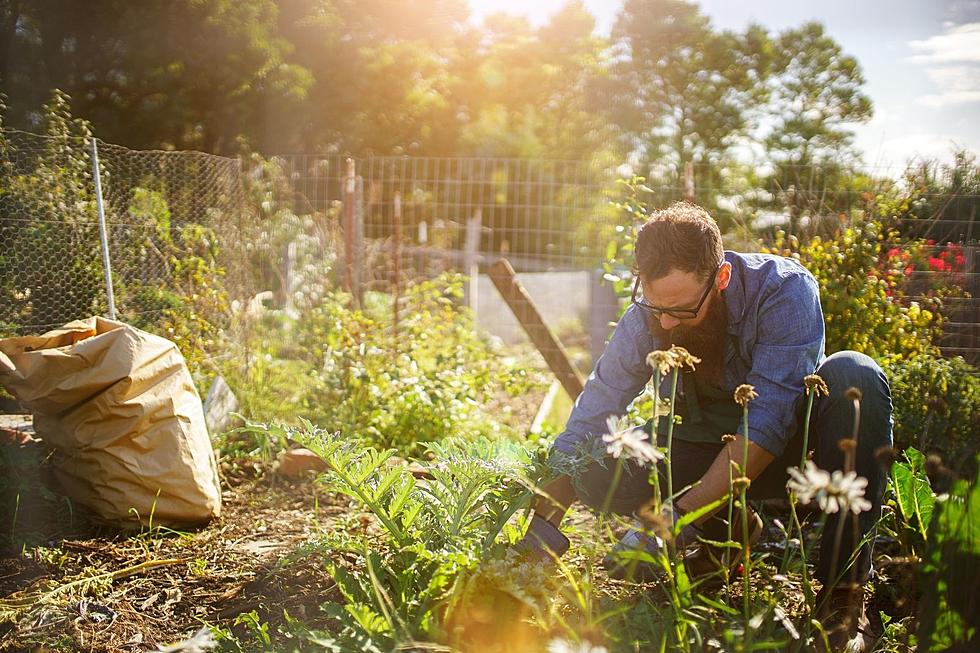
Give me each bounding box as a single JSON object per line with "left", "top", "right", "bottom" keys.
{"left": 554, "top": 251, "right": 826, "bottom": 457}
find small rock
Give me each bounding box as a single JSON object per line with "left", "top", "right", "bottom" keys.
{"left": 278, "top": 448, "right": 327, "bottom": 477}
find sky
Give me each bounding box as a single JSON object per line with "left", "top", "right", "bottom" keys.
{"left": 468, "top": 0, "right": 980, "bottom": 170}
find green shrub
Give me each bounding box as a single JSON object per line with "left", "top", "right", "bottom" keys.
{"left": 765, "top": 221, "right": 947, "bottom": 363}
{"left": 223, "top": 274, "right": 543, "bottom": 456}
{"left": 885, "top": 353, "right": 980, "bottom": 471}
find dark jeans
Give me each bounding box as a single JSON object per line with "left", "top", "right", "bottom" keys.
{"left": 571, "top": 350, "right": 893, "bottom": 586}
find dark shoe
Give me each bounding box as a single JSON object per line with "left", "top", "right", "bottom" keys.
{"left": 683, "top": 508, "right": 763, "bottom": 585}
{"left": 814, "top": 584, "right": 872, "bottom": 652}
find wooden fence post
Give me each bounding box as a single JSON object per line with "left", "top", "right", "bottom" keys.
{"left": 488, "top": 259, "right": 585, "bottom": 399}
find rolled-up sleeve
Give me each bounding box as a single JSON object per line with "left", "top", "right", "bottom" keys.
{"left": 553, "top": 306, "right": 659, "bottom": 455}
{"left": 739, "top": 273, "right": 825, "bottom": 456}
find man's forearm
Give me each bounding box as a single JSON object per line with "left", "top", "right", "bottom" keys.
{"left": 534, "top": 475, "right": 577, "bottom": 527}
{"left": 675, "top": 437, "right": 775, "bottom": 523}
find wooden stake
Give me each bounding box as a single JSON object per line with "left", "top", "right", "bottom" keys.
{"left": 488, "top": 259, "right": 585, "bottom": 399}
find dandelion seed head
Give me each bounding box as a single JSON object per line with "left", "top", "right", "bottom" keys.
{"left": 925, "top": 454, "right": 952, "bottom": 481}
{"left": 874, "top": 446, "right": 899, "bottom": 468}
{"left": 637, "top": 502, "right": 673, "bottom": 541}
{"left": 732, "top": 476, "right": 752, "bottom": 492}
{"left": 804, "top": 374, "right": 829, "bottom": 397}
{"left": 667, "top": 345, "right": 700, "bottom": 370}
{"left": 837, "top": 438, "right": 857, "bottom": 454}
{"left": 734, "top": 384, "right": 758, "bottom": 407}
{"left": 721, "top": 433, "right": 737, "bottom": 443}
{"left": 845, "top": 387, "right": 863, "bottom": 401}
{"left": 646, "top": 350, "right": 677, "bottom": 376}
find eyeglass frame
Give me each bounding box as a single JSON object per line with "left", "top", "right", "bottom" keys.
{"left": 630, "top": 263, "right": 724, "bottom": 320}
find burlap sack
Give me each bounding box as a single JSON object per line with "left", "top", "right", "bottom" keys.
{"left": 0, "top": 317, "right": 221, "bottom": 527}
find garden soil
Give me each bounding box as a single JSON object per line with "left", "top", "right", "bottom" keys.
{"left": 0, "top": 451, "right": 343, "bottom": 652}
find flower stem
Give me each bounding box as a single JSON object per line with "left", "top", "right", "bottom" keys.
{"left": 601, "top": 457, "right": 624, "bottom": 517}
{"left": 800, "top": 391, "right": 816, "bottom": 469}
{"left": 665, "top": 368, "right": 680, "bottom": 509}
{"left": 740, "top": 403, "right": 752, "bottom": 638}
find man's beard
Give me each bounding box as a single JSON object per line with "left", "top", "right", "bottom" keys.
{"left": 648, "top": 292, "right": 729, "bottom": 387}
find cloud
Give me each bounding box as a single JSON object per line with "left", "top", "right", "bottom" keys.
{"left": 909, "top": 22, "right": 980, "bottom": 63}
{"left": 874, "top": 131, "right": 970, "bottom": 164}
{"left": 909, "top": 22, "right": 980, "bottom": 106}
{"left": 918, "top": 64, "right": 980, "bottom": 105}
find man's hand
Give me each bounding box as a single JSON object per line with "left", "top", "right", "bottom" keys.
{"left": 675, "top": 436, "right": 775, "bottom": 524}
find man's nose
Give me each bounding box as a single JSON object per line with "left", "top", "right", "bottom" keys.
{"left": 659, "top": 314, "right": 681, "bottom": 331}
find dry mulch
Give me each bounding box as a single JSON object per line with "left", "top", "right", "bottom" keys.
{"left": 0, "top": 455, "right": 344, "bottom": 652}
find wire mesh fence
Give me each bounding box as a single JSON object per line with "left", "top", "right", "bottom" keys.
{"left": 0, "top": 129, "right": 109, "bottom": 332}
{"left": 0, "top": 128, "right": 254, "bottom": 382}
{"left": 274, "top": 154, "right": 980, "bottom": 368}
{"left": 2, "top": 130, "right": 979, "bottom": 381}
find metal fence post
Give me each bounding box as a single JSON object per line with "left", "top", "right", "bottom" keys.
{"left": 589, "top": 269, "right": 619, "bottom": 366}
{"left": 393, "top": 191, "right": 403, "bottom": 341}
{"left": 463, "top": 209, "right": 481, "bottom": 313}
{"left": 343, "top": 158, "right": 356, "bottom": 304}
{"left": 354, "top": 174, "right": 365, "bottom": 306}
{"left": 90, "top": 137, "right": 117, "bottom": 320}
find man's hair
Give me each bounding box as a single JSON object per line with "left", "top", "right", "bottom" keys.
{"left": 634, "top": 202, "right": 724, "bottom": 281}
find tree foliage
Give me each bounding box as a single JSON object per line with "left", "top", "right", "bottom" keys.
{"left": 1, "top": 0, "right": 876, "bottom": 179}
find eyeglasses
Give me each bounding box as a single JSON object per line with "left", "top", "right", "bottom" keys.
{"left": 631, "top": 266, "right": 721, "bottom": 320}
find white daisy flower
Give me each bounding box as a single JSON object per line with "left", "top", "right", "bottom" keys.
{"left": 786, "top": 461, "right": 872, "bottom": 515}
{"left": 602, "top": 416, "right": 664, "bottom": 465}
{"left": 547, "top": 638, "right": 610, "bottom": 653}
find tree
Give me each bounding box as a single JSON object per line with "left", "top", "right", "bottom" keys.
{"left": 606, "top": 0, "right": 775, "bottom": 216}
{"left": 1, "top": 1, "right": 312, "bottom": 154}
{"left": 277, "top": 0, "right": 470, "bottom": 155}
{"left": 764, "top": 22, "right": 873, "bottom": 234}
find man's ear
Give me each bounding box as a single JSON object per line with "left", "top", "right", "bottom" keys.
{"left": 717, "top": 261, "right": 732, "bottom": 291}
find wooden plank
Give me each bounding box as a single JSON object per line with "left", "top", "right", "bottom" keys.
{"left": 488, "top": 258, "right": 585, "bottom": 399}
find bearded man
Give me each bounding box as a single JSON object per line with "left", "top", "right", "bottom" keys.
{"left": 517, "top": 202, "right": 893, "bottom": 652}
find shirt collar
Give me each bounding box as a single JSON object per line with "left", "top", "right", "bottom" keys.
{"left": 722, "top": 251, "right": 746, "bottom": 335}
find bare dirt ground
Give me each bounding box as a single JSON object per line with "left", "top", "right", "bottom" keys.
{"left": 0, "top": 449, "right": 343, "bottom": 652}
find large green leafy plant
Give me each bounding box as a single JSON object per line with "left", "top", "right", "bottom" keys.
{"left": 885, "top": 354, "right": 979, "bottom": 471}
{"left": 237, "top": 420, "right": 550, "bottom": 651}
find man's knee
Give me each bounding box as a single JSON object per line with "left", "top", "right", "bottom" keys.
{"left": 815, "top": 350, "right": 893, "bottom": 448}
{"left": 816, "top": 351, "right": 890, "bottom": 403}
